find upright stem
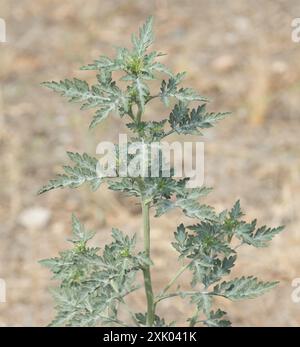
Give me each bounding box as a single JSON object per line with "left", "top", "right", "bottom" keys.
{"left": 134, "top": 97, "right": 154, "bottom": 326}
{"left": 136, "top": 102, "right": 143, "bottom": 124}
{"left": 141, "top": 201, "right": 155, "bottom": 326}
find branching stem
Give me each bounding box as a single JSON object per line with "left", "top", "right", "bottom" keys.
{"left": 161, "top": 262, "right": 190, "bottom": 295}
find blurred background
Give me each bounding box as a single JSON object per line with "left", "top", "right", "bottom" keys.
{"left": 0, "top": 0, "right": 300, "bottom": 326}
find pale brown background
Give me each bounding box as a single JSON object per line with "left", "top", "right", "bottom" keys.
{"left": 0, "top": 0, "right": 300, "bottom": 326}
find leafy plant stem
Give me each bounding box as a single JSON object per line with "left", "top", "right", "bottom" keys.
{"left": 136, "top": 102, "right": 143, "bottom": 123}
{"left": 141, "top": 200, "right": 155, "bottom": 326}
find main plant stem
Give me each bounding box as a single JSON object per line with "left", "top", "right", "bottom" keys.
{"left": 135, "top": 97, "right": 154, "bottom": 326}
{"left": 141, "top": 201, "right": 155, "bottom": 326}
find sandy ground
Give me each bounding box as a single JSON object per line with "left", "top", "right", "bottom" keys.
{"left": 0, "top": 0, "right": 300, "bottom": 326}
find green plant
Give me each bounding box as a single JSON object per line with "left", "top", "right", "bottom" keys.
{"left": 39, "top": 17, "right": 284, "bottom": 327}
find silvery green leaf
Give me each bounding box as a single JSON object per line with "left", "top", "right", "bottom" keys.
{"left": 160, "top": 73, "right": 208, "bottom": 106}
{"left": 131, "top": 16, "right": 154, "bottom": 56}
{"left": 169, "top": 102, "right": 230, "bottom": 135}
{"left": 38, "top": 152, "right": 101, "bottom": 194}
{"left": 235, "top": 221, "right": 284, "bottom": 248}
{"left": 203, "top": 309, "right": 231, "bottom": 327}
{"left": 213, "top": 276, "right": 278, "bottom": 300}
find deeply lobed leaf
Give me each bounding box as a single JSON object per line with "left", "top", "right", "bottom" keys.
{"left": 38, "top": 152, "right": 101, "bottom": 194}
{"left": 213, "top": 276, "right": 278, "bottom": 300}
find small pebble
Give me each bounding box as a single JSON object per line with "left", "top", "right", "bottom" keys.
{"left": 18, "top": 207, "right": 51, "bottom": 230}
{"left": 211, "top": 55, "right": 236, "bottom": 73}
